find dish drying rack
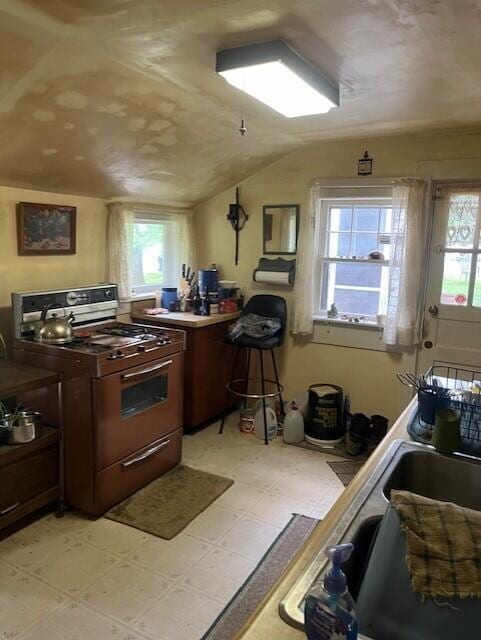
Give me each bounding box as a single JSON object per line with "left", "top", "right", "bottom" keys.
{"left": 408, "top": 363, "right": 481, "bottom": 456}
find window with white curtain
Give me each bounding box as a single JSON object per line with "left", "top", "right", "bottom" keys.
{"left": 315, "top": 197, "right": 393, "bottom": 323}
{"left": 130, "top": 211, "right": 181, "bottom": 294}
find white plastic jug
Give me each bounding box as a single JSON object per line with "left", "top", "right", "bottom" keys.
{"left": 254, "top": 405, "right": 277, "bottom": 441}
{"left": 283, "top": 401, "right": 305, "bottom": 444}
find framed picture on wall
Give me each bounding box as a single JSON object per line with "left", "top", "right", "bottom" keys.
{"left": 17, "top": 202, "right": 77, "bottom": 256}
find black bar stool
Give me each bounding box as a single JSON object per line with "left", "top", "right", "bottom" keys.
{"left": 219, "top": 295, "right": 287, "bottom": 444}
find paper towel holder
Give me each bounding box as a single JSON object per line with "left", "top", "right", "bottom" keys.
{"left": 253, "top": 257, "right": 296, "bottom": 286}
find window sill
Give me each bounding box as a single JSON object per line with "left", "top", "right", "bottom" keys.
{"left": 120, "top": 293, "right": 158, "bottom": 303}
{"left": 314, "top": 315, "right": 384, "bottom": 330}
{"left": 310, "top": 315, "right": 402, "bottom": 352}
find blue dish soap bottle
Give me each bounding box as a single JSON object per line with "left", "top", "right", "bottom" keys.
{"left": 304, "top": 543, "right": 357, "bottom": 640}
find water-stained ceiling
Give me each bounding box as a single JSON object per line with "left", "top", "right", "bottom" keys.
{"left": 1, "top": 0, "right": 481, "bottom": 204}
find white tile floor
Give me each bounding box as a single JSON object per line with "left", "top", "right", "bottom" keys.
{"left": 0, "top": 415, "right": 345, "bottom": 640}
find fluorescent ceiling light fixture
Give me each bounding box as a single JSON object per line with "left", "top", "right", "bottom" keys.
{"left": 216, "top": 41, "right": 339, "bottom": 118}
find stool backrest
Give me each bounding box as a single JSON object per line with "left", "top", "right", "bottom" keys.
{"left": 242, "top": 295, "right": 287, "bottom": 345}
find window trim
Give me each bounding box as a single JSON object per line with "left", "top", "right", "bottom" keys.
{"left": 314, "top": 196, "right": 393, "bottom": 324}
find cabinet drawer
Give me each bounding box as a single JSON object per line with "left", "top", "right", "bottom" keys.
{"left": 0, "top": 445, "right": 59, "bottom": 514}
{"left": 94, "top": 428, "right": 182, "bottom": 515}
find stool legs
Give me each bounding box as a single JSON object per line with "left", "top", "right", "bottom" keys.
{"left": 243, "top": 348, "right": 251, "bottom": 408}
{"left": 219, "top": 344, "right": 242, "bottom": 434}
{"left": 270, "top": 349, "right": 285, "bottom": 418}
{"left": 259, "top": 349, "right": 268, "bottom": 445}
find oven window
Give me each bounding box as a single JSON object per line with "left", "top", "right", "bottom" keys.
{"left": 121, "top": 374, "right": 168, "bottom": 418}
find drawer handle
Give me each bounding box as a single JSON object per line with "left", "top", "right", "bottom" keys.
{"left": 121, "top": 359, "right": 173, "bottom": 381}
{"left": 122, "top": 440, "right": 171, "bottom": 468}
{"left": 0, "top": 502, "right": 20, "bottom": 516}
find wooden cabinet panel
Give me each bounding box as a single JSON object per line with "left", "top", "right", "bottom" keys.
{"left": 0, "top": 445, "right": 58, "bottom": 514}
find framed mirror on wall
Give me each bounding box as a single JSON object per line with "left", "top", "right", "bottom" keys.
{"left": 263, "top": 204, "right": 299, "bottom": 255}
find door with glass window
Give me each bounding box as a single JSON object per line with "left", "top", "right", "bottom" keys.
{"left": 419, "top": 184, "right": 481, "bottom": 372}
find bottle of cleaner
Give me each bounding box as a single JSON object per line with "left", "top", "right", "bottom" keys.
{"left": 304, "top": 543, "right": 357, "bottom": 640}
{"left": 283, "top": 401, "right": 305, "bottom": 444}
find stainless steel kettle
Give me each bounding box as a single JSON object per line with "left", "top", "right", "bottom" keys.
{"left": 34, "top": 303, "right": 75, "bottom": 344}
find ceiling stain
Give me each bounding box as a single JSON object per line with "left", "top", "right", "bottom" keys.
{"left": 33, "top": 109, "right": 56, "bottom": 121}
{"left": 56, "top": 91, "right": 88, "bottom": 109}
{"left": 1, "top": 0, "right": 481, "bottom": 204}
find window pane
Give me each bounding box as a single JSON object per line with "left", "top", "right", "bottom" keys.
{"left": 440, "top": 252, "right": 471, "bottom": 306}
{"left": 473, "top": 256, "right": 481, "bottom": 307}
{"left": 445, "top": 193, "right": 480, "bottom": 249}
{"left": 335, "top": 262, "right": 382, "bottom": 288}
{"left": 380, "top": 207, "right": 392, "bottom": 233}
{"left": 329, "top": 207, "right": 352, "bottom": 232}
{"left": 328, "top": 232, "right": 351, "bottom": 257}
{"left": 322, "top": 262, "right": 387, "bottom": 316}
{"left": 352, "top": 233, "right": 379, "bottom": 257}
{"left": 353, "top": 207, "right": 379, "bottom": 232}
{"left": 334, "top": 290, "right": 380, "bottom": 315}
{"left": 132, "top": 222, "right": 165, "bottom": 287}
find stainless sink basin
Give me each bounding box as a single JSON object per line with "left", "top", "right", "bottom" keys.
{"left": 384, "top": 449, "right": 481, "bottom": 511}
{"left": 279, "top": 439, "right": 481, "bottom": 634}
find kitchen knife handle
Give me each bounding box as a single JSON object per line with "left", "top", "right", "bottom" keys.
{"left": 122, "top": 440, "right": 171, "bottom": 468}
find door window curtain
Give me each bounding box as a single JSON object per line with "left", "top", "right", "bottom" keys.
{"left": 383, "top": 179, "right": 428, "bottom": 347}
{"left": 106, "top": 202, "right": 196, "bottom": 300}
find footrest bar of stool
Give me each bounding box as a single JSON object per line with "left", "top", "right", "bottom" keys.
{"left": 226, "top": 377, "right": 284, "bottom": 400}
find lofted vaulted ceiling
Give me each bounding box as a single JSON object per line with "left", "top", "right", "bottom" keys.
{"left": 1, "top": 0, "right": 481, "bottom": 204}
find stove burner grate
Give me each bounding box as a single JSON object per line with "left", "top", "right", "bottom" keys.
{"left": 98, "top": 324, "right": 158, "bottom": 339}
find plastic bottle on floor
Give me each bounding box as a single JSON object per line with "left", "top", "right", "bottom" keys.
{"left": 254, "top": 405, "right": 277, "bottom": 441}
{"left": 283, "top": 401, "right": 305, "bottom": 444}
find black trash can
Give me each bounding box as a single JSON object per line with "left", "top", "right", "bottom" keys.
{"left": 305, "top": 384, "right": 344, "bottom": 445}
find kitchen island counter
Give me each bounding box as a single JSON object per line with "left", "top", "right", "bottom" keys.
{"left": 236, "top": 397, "right": 417, "bottom": 639}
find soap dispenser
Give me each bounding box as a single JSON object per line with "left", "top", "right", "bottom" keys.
{"left": 304, "top": 543, "right": 357, "bottom": 640}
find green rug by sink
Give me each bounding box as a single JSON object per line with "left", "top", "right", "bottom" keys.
{"left": 105, "top": 465, "right": 234, "bottom": 539}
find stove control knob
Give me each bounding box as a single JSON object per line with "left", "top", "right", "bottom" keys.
{"left": 116, "top": 350, "right": 124, "bottom": 358}
{"left": 137, "top": 345, "right": 145, "bottom": 352}
{"left": 66, "top": 291, "right": 79, "bottom": 305}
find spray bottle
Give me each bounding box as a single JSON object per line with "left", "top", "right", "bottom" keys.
{"left": 304, "top": 543, "right": 357, "bottom": 640}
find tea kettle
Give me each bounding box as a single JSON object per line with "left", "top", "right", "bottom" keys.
{"left": 34, "top": 303, "right": 75, "bottom": 344}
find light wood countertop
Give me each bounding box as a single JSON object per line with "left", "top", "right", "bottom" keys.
{"left": 131, "top": 310, "right": 240, "bottom": 328}
{"left": 236, "top": 397, "right": 418, "bottom": 639}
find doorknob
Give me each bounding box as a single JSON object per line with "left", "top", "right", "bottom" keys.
{"left": 428, "top": 305, "right": 439, "bottom": 317}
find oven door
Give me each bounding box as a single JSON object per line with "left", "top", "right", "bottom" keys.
{"left": 93, "top": 351, "right": 183, "bottom": 469}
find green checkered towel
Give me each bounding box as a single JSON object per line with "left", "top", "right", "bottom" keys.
{"left": 391, "top": 490, "right": 481, "bottom": 599}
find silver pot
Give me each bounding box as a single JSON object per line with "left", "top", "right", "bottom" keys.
{"left": 34, "top": 303, "right": 75, "bottom": 344}
{"left": 2, "top": 411, "right": 42, "bottom": 444}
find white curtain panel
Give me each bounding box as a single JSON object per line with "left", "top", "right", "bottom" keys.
{"left": 106, "top": 202, "right": 134, "bottom": 300}
{"left": 178, "top": 210, "right": 197, "bottom": 272}
{"left": 292, "top": 187, "right": 319, "bottom": 334}
{"left": 383, "top": 179, "right": 428, "bottom": 347}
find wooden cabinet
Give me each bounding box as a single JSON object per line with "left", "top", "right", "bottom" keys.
{"left": 132, "top": 314, "right": 245, "bottom": 431}
{"left": 0, "top": 361, "right": 61, "bottom": 532}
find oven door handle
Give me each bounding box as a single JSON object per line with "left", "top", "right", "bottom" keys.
{"left": 121, "top": 359, "right": 173, "bottom": 381}
{"left": 122, "top": 440, "right": 171, "bottom": 468}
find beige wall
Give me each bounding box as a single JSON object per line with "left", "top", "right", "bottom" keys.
{"left": 0, "top": 186, "right": 107, "bottom": 348}
{"left": 194, "top": 128, "right": 481, "bottom": 424}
